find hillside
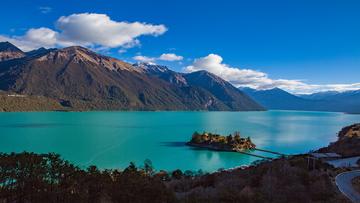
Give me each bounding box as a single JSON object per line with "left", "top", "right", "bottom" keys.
{"left": 0, "top": 42, "right": 263, "bottom": 111}
{"left": 317, "top": 123, "right": 360, "bottom": 156}
{"left": 184, "top": 71, "right": 264, "bottom": 111}
{"left": 136, "top": 63, "right": 264, "bottom": 111}
{"left": 0, "top": 91, "right": 65, "bottom": 111}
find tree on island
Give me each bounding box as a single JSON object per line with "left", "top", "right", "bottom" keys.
{"left": 188, "top": 131, "right": 256, "bottom": 151}
{"left": 227, "top": 134, "right": 233, "bottom": 144}
{"left": 234, "top": 131, "right": 241, "bottom": 142}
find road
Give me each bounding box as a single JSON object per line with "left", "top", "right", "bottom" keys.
{"left": 327, "top": 156, "right": 360, "bottom": 168}
{"left": 336, "top": 170, "right": 360, "bottom": 202}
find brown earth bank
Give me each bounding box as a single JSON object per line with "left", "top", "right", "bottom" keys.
{"left": 1, "top": 124, "right": 359, "bottom": 202}
{"left": 317, "top": 123, "right": 360, "bottom": 157}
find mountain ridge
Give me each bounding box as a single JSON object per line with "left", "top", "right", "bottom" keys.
{"left": 0, "top": 41, "right": 25, "bottom": 62}
{"left": 0, "top": 42, "right": 264, "bottom": 111}
{"left": 242, "top": 87, "right": 360, "bottom": 113}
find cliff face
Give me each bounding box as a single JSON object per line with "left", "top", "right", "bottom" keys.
{"left": 0, "top": 42, "right": 264, "bottom": 111}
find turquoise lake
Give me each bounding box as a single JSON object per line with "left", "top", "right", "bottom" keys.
{"left": 0, "top": 110, "right": 359, "bottom": 172}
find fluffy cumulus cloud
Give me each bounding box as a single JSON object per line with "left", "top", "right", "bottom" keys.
{"left": 185, "top": 54, "right": 360, "bottom": 94}
{"left": 133, "top": 55, "right": 156, "bottom": 63}
{"left": 0, "top": 13, "right": 167, "bottom": 51}
{"left": 133, "top": 53, "right": 183, "bottom": 63}
{"left": 159, "top": 53, "right": 183, "bottom": 61}
{"left": 0, "top": 28, "right": 58, "bottom": 51}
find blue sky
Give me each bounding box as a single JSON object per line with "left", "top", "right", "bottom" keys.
{"left": 1, "top": 0, "right": 360, "bottom": 93}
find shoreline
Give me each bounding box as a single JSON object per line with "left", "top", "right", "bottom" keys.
{"left": 0, "top": 109, "right": 353, "bottom": 113}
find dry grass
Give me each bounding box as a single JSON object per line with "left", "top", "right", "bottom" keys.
{"left": 0, "top": 94, "right": 65, "bottom": 111}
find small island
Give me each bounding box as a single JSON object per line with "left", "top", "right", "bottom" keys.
{"left": 187, "top": 131, "right": 256, "bottom": 152}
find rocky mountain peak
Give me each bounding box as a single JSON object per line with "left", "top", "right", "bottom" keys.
{"left": 134, "top": 62, "right": 189, "bottom": 86}
{"left": 133, "top": 62, "right": 169, "bottom": 73}
{"left": 0, "top": 41, "right": 25, "bottom": 61}
{"left": 0, "top": 41, "right": 23, "bottom": 52}
{"left": 35, "top": 46, "right": 137, "bottom": 72}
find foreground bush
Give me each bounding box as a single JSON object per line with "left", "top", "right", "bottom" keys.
{"left": 0, "top": 152, "right": 349, "bottom": 203}
{"left": 0, "top": 152, "right": 175, "bottom": 203}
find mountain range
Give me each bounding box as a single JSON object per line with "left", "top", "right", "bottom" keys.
{"left": 242, "top": 87, "right": 360, "bottom": 114}
{"left": 2, "top": 41, "right": 358, "bottom": 113}
{"left": 0, "top": 41, "right": 264, "bottom": 111}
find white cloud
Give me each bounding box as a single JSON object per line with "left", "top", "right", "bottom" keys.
{"left": 39, "top": 6, "right": 52, "bottom": 14}
{"left": 159, "top": 53, "right": 183, "bottom": 61}
{"left": 0, "top": 13, "right": 167, "bottom": 51}
{"left": 55, "top": 13, "right": 166, "bottom": 48}
{"left": 0, "top": 28, "right": 58, "bottom": 51}
{"left": 133, "top": 55, "right": 156, "bottom": 63}
{"left": 133, "top": 53, "right": 183, "bottom": 63}
{"left": 185, "top": 54, "right": 360, "bottom": 94}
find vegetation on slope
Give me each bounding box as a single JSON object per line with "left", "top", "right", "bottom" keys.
{"left": 0, "top": 152, "right": 347, "bottom": 203}
{"left": 167, "top": 156, "right": 346, "bottom": 203}
{"left": 0, "top": 153, "right": 175, "bottom": 203}
{"left": 0, "top": 92, "right": 66, "bottom": 112}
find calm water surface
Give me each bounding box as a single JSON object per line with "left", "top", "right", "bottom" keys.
{"left": 0, "top": 110, "right": 359, "bottom": 172}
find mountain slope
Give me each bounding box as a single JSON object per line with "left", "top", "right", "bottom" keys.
{"left": 0, "top": 43, "right": 264, "bottom": 111}
{"left": 134, "top": 63, "right": 188, "bottom": 86}
{"left": 135, "top": 63, "right": 264, "bottom": 111}
{"left": 0, "top": 42, "right": 25, "bottom": 61}
{"left": 183, "top": 71, "right": 264, "bottom": 111}
{"left": 25, "top": 47, "right": 57, "bottom": 58}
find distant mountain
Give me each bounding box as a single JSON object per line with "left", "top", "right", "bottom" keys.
{"left": 183, "top": 71, "right": 263, "bottom": 111}
{"left": 0, "top": 42, "right": 25, "bottom": 61}
{"left": 242, "top": 87, "right": 360, "bottom": 113}
{"left": 299, "top": 90, "right": 360, "bottom": 101}
{"left": 0, "top": 42, "right": 263, "bottom": 111}
{"left": 25, "top": 47, "right": 57, "bottom": 58}
{"left": 135, "top": 63, "right": 264, "bottom": 111}
{"left": 299, "top": 90, "right": 360, "bottom": 113}
{"left": 241, "top": 87, "right": 323, "bottom": 111}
